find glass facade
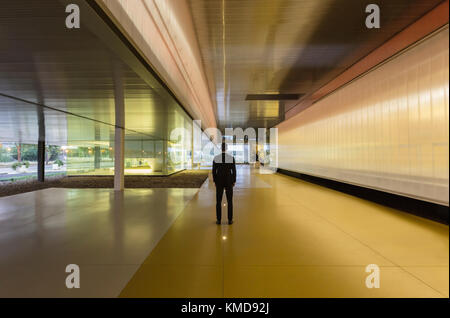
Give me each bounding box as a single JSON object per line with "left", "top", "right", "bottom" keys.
{"left": 0, "top": 0, "right": 203, "bottom": 182}
{"left": 0, "top": 92, "right": 202, "bottom": 181}
{"left": 63, "top": 97, "right": 195, "bottom": 176}
{"left": 66, "top": 115, "right": 115, "bottom": 176}
{"left": 167, "top": 106, "right": 193, "bottom": 174}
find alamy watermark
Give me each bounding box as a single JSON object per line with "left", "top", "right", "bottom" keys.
{"left": 365, "top": 264, "right": 380, "bottom": 288}
{"left": 65, "top": 264, "right": 80, "bottom": 289}
{"left": 365, "top": 4, "right": 380, "bottom": 29}
{"left": 65, "top": 4, "right": 80, "bottom": 29}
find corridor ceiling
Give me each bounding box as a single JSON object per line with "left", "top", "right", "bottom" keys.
{"left": 188, "top": 0, "right": 443, "bottom": 130}
{"left": 0, "top": 0, "right": 444, "bottom": 144}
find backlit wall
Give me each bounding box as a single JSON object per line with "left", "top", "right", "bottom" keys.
{"left": 277, "top": 27, "right": 449, "bottom": 205}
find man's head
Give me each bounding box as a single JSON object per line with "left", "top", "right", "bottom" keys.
{"left": 221, "top": 142, "right": 227, "bottom": 152}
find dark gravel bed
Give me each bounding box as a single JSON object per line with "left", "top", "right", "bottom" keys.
{"left": 0, "top": 170, "right": 210, "bottom": 198}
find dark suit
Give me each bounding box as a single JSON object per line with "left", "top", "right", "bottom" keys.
{"left": 212, "top": 152, "right": 236, "bottom": 222}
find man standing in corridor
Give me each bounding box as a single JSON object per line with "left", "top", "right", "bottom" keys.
{"left": 212, "top": 143, "right": 236, "bottom": 225}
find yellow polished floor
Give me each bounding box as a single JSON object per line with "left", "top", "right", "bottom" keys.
{"left": 120, "top": 165, "right": 449, "bottom": 298}
{"left": 0, "top": 166, "right": 447, "bottom": 297}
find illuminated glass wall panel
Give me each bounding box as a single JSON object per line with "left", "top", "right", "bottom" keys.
{"left": 66, "top": 116, "right": 115, "bottom": 175}
{"left": 277, "top": 27, "right": 449, "bottom": 205}
{"left": 66, "top": 106, "right": 194, "bottom": 176}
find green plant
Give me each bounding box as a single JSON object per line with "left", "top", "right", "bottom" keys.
{"left": 55, "top": 159, "right": 64, "bottom": 167}
{"left": 47, "top": 145, "right": 61, "bottom": 162}
{"left": 22, "top": 147, "right": 37, "bottom": 161}
{"left": 11, "top": 161, "right": 29, "bottom": 170}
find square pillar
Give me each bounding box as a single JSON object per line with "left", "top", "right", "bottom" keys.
{"left": 94, "top": 124, "right": 101, "bottom": 169}
{"left": 114, "top": 127, "right": 124, "bottom": 191}
{"left": 37, "top": 140, "right": 45, "bottom": 182}
{"left": 114, "top": 66, "right": 125, "bottom": 191}
{"left": 37, "top": 107, "right": 45, "bottom": 182}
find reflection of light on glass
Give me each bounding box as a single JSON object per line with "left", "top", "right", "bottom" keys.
{"left": 124, "top": 168, "right": 153, "bottom": 174}
{"left": 7, "top": 147, "right": 11, "bottom": 152}
{"left": 222, "top": 236, "right": 227, "bottom": 240}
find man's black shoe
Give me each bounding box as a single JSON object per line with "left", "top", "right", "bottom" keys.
{"left": 228, "top": 220, "right": 233, "bottom": 225}
{"left": 216, "top": 220, "right": 221, "bottom": 225}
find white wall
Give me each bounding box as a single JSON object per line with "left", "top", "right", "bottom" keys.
{"left": 277, "top": 27, "right": 449, "bottom": 205}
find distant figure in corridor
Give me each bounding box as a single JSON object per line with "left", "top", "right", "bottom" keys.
{"left": 212, "top": 143, "right": 236, "bottom": 225}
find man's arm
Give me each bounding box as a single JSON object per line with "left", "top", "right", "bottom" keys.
{"left": 212, "top": 159, "right": 217, "bottom": 183}
{"left": 232, "top": 157, "right": 236, "bottom": 185}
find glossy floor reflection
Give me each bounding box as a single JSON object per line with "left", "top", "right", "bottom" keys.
{"left": 0, "top": 188, "right": 199, "bottom": 297}
{"left": 120, "top": 165, "right": 449, "bottom": 298}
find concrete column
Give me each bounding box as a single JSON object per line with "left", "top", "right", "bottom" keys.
{"left": 244, "top": 135, "right": 249, "bottom": 164}
{"left": 162, "top": 140, "right": 168, "bottom": 175}
{"left": 114, "top": 126, "right": 124, "bottom": 191}
{"left": 114, "top": 68, "right": 125, "bottom": 191}
{"left": 162, "top": 101, "right": 169, "bottom": 175}
{"left": 37, "top": 107, "right": 45, "bottom": 182}
{"left": 93, "top": 124, "right": 100, "bottom": 169}
{"left": 37, "top": 141, "right": 45, "bottom": 182}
